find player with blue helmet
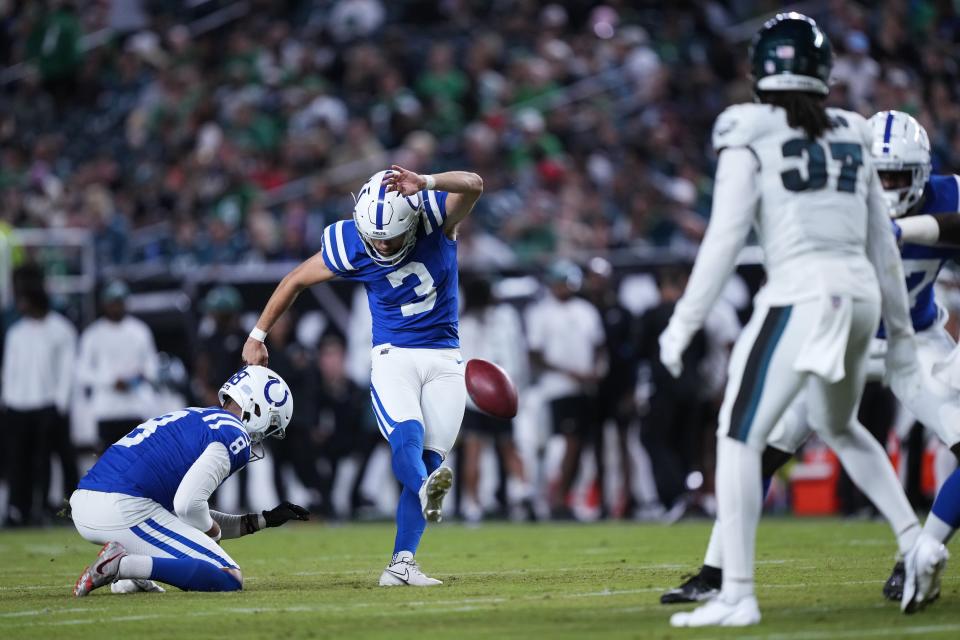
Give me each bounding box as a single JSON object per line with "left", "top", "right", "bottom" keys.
{"left": 243, "top": 165, "right": 483, "bottom": 586}
{"left": 662, "top": 109, "right": 960, "bottom": 614}
{"left": 71, "top": 365, "right": 309, "bottom": 596}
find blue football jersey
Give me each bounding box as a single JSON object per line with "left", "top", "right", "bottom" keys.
{"left": 78, "top": 407, "right": 251, "bottom": 511}
{"left": 881, "top": 174, "right": 960, "bottom": 337}
{"left": 321, "top": 189, "right": 459, "bottom": 348}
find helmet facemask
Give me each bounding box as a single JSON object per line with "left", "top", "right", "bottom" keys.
{"left": 221, "top": 389, "right": 287, "bottom": 462}
{"left": 352, "top": 171, "right": 424, "bottom": 267}
{"left": 354, "top": 212, "right": 420, "bottom": 266}
{"left": 869, "top": 111, "right": 932, "bottom": 218}
{"left": 875, "top": 163, "right": 930, "bottom": 218}
{"left": 218, "top": 365, "right": 294, "bottom": 463}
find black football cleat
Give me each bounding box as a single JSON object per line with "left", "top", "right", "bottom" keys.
{"left": 661, "top": 565, "right": 722, "bottom": 604}
{"left": 883, "top": 560, "right": 905, "bottom": 602}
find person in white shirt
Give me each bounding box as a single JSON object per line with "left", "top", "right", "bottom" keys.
{"left": 458, "top": 275, "right": 533, "bottom": 522}
{"left": 526, "top": 260, "right": 605, "bottom": 520}
{"left": 2, "top": 264, "right": 77, "bottom": 526}
{"left": 76, "top": 280, "right": 159, "bottom": 452}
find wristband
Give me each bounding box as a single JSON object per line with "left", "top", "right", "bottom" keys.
{"left": 422, "top": 174, "right": 436, "bottom": 190}
{"left": 249, "top": 327, "right": 267, "bottom": 343}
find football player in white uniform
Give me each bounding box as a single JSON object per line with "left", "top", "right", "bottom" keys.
{"left": 658, "top": 14, "right": 940, "bottom": 627}
{"left": 242, "top": 165, "right": 482, "bottom": 586}
{"left": 662, "top": 111, "right": 960, "bottom": 612}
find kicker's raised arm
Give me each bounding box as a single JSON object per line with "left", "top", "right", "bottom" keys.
{"left": 383, "top": 165, "right": 483, "bottom": 235}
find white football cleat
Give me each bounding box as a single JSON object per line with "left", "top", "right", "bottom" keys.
{"left": 419, "top": 466, "right": 453, "bottom": 523}
{"left": 902, "top": 534, "right": 949, "bottom": 613}
{"left": 379, "top": 551, "right": 442, "bottom": 587}
{"left": 74, "top": 541, "right": 127, "bottom": 597}
{"left": 111, "top": 579, "right": 165, "bottom": 594}
{"left": 670, "top": 596, "right": 761, "bottom": 627}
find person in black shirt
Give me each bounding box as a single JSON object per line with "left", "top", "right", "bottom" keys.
{"left": 264, "top": 313, "right": 327, "bottom": 513}
{"left": 311, "top": 333, "right": 379, "bottom": 519}
{"left": 193, "top": 286, "right": 246, "bottom": 407}
{"left": 583, "top": 257, "right": 640, "bottom": 519}
{"left": 638, "top": 266, "right": 707, "bottom": 516}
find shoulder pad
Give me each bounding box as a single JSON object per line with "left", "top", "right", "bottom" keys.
{"left": 712, "top": 104, "right": 771, "bottom": 152}
{"left": 921, "top": 174, "right": 960, "bottom": 214}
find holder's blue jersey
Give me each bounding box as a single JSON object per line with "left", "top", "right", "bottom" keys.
{"left": 78, "top": 407, "right": 251, "bottom": 511}
{"left": 881, "top": 174, "right": 960, "bottom": 338}
{"left": 321, "top": 189, "right": 459, "bottom": 348}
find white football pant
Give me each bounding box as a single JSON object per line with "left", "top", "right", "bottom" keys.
{"left": 369, "top": 344, "right": 465, "bottom": 457}
{"left": 768, "top": 312, "right": 960, "bottom": 454}
{"left": 70, "top": 489, "right": 239, "bottom": 569}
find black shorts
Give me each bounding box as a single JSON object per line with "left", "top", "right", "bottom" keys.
{"left": 549, "top": 395, "right": 594, "bottom": 437}
{"left": 461, "top": 408, "right": 512, "bottom": 438}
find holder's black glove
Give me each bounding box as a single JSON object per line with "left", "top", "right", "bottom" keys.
{"left": 262, "top": 501, "right": 310, "bottom": 527}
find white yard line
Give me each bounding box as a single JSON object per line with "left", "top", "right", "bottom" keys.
{"left": 697, "top": 623, "right": 960, "bottom": 640}
{"left": 4, "top": 575, "right": 958, "bottom": 625}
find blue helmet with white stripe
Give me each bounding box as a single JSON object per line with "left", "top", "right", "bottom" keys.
{"left": 353, "top": 170, "right": 423, "bottom": 266}
{"left": 218, "top": 365, "right": 293, "bottom": 444}
{"left": 869, "top": 110, "right": 931, "bottom": 218}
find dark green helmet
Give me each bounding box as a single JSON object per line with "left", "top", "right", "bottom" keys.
{"left": 750, "top": 12, "right": 832, "bottom": 96}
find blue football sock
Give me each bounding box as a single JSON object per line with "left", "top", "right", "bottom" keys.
{"left": 394, "top": 486, "right": 426, "bottom": 555}
{"left": 388, "top": 420, "right": 428, "bottom": 494}
{"left": 762, "top": 476, "right": 773, "bottom": 498}
{"left": 150, "top": 557, "right": 242, "bottom": 592}
{"left": 931, "top": 467, "right": 960, "bottom": 531}
{"left": 392, "top": 448, "right": 446, "bottom": 556}
{"left": 423, "top": 450, "right": 442, "bottom": 475}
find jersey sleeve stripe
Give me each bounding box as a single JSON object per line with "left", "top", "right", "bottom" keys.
{"left": 426, "top": 190, "right": 444, "bottom": 227}
{"left": 206, "top": 419, "right": 242, "bottom": 430}
{"left": 421, "top": 205, "right": 434, "bottom": 235}
{"left": 334, "top": 220, "right": 355, "bottom": 270}
{"left": 202, "top": 411, "right": 242, "bottom": 426}
{"left": 322, "top": 224, "right": 345, "bottom": 273}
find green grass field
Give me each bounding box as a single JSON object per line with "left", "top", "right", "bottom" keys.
{"left": 0, "top": 519, "right": 957, "bottom": 639}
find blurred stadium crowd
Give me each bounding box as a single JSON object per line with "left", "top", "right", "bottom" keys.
{"left": 2, "top": 0, "right": 960, "bottom": 526}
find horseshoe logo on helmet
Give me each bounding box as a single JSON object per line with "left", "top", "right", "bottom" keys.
{"left": 264, "top": 378, "right": 289, "bottom": 407}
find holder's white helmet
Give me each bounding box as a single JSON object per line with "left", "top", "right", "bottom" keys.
{"left": 353, "top": 170, "right": 423, "bottom": 266}
{"left": 218, "top": 365, "right": 293, "bottom": 444}
{"left": 869, "top": 110, "right": 931, "bottom": 218}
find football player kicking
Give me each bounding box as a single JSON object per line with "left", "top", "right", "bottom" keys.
{"left": 242, "top": 165, "right": 483, "bottom": 586}
{"left": 657, "top": 13, "right": 934, "bottom": 627}
{"left": 661, "top": 111, "right": 960, "bottom": 614}
{"left": 71, "top": 365, "right": 309, "bottom": 596}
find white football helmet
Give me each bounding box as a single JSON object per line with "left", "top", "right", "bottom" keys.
{"left": 869, "top": 110, "right": 931, "bottom": 218}
{"left": 353, "top": 170, "right": 423, "bottom": 266}
{"left": 218, "top": 365, "right": 293, "bottom": 445}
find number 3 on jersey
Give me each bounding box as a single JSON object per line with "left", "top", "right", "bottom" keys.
{"left": 387, "top": 261, "right": 437, "bottom": 317}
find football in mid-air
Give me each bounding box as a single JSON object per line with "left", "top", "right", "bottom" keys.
{"left": 465, "top": 359, "right": 519, "bottom": 419}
